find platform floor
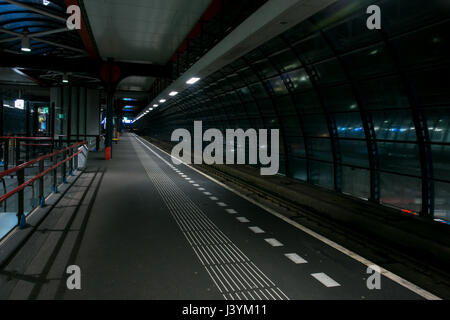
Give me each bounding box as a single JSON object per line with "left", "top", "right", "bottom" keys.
{"left": 0, "top": 133, "right": 434, "bottom": 300}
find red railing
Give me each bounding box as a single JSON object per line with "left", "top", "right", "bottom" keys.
{"left": 0, "top": 140, "right": 88, "bottom": 228}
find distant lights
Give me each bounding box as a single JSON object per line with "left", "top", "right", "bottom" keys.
{"left": 169, "top": 91, "right": 178, "bottom": 97}
{"left": 186, "top": 77, "right": 200, "bottom": 85}
{"left": 62, "top": 73, "right": 69, "bottom": 83}
{"left": 43, "top": 0, "right": 50, "bottom": 5}
{"left": 159, "top": 99, "right": 166, "bottom": 103}
{"left": 153, "top": 104, "right": 159, "bottom": 107}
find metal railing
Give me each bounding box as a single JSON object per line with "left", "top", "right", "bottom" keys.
{"left": 0, "top": 140, "right": 88, "bottom": 230}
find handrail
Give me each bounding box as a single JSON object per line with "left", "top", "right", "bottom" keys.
{"left": 0, "top": 149, "right": 83, "bottom": 204}
{"left": 0, "top": 140, "right": 87, "bottom": 180}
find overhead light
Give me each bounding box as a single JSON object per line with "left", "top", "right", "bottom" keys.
{"left": 15, "top": 99, "right": 25, "bottom": 110}
{"left": 159, "top": 99, "right": 166, "bottom": 103}
{"left": 21, "top": 36, "right": 31, "bottom": 52}
{"left": 153, "top": 104, "right": 159, "bottom": 107}
{"left": 169, "top": 91, "right": 178, "bottom": 96}
{"left": 62, "top": 73, "right": 69, "bottom": 83}
{"left": 149, "top": 108, "right": 153, "bottom": 111}
{"left": 43, "top": 0, "right": 50, "bottom": 5}
{"left": 186, "top": 77, "right": 200, "bottom": 84}
{"left": 3, "top": 104, "right": 11, "bottom": 108}
{"left": 123, "top": 98, "right": 135, "bottom": 101}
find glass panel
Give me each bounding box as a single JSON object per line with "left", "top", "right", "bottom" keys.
{"left": 343, "top": 44, "right": 396, "bottom": 79}
{"left": 334, "top": 112, "right": 365, "bottom": 139}
{"left": 377, "top": 142, "right": 421, "bottom": 176}
{"left": 431, "top": 144, "right": 450, "bottom": 182}
{"left": 253, "top": 59, "right": 278, "bottom": 79}
{"left": 434, "top": 181, "right": 450, "bottom": 222}
{"left": 372, "top": 110, "right": 417, "bottom": 141}
{"left": 425, "top": 108, "right": 450, "bottom": 143}
{"left": 341, "top": 166, "right": 370, "bottom": 200}
{"left": 284, "top": 69, "right": 312, "bottom": 93}
{"left": 359, "top": 76, "right": 409, "bottom": 110}
{"left": 310, "top": 160, "right": 334, "bottom": 190}
{"left": 338, "top": 140, "right": 369, "bottom": 168}
{"left": 266, "top": 77, "right": 288, "bottom": 96}
{"left": 313, "top": 58, "right": 346, "bottom": 85}
{"left": 309, "top": 138, "right": 333, "bottom": 161}
{"left": 392, "top": 20, "right": 450, "bottom": 69}
{"left": 287, "top": 137, "right": 306, "bottom": 157}
{"left": 302, "top": 114, "right": 329, "bottom": 137}
{"left": 294, "top": 34, "right": 333, "bottom": 64}
{"left": 288, "top": 157, "right": 307, "bottom": 181}
{"left": 321, "top": 84, "right": 358, "bottom": 112}
{"left": 408, "top": 66, "right": 450, "bottom": 106}
{"left": 270, "top": 49, "right": 302, "bottom": 73}
{"left": 380, "top": 172, "right": 422, "bottom": 213}
{"left": 293, "top": 91, "right": 322, "bottom": 114}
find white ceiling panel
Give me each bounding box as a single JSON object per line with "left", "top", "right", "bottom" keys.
{"left": 84, "top": 0, "right": 212, "bottom": 64}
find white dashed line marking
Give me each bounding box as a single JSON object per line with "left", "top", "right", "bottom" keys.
{"left": 236, "top": 217, "right": 250, "bottom": 223}
{"left": 249, "top": 226, "right": 265, "bottom": 234}
{"left": 226, "top": 209, "right": 237, "bottom": 214}
{"left": 204, "top": 192, "right": 212, "bottom": 196}
{"left": 217, "top": 202, "right": 227, "bottom": 207}
{"left": 311, "top": 273, "right": 340, "bottom": 288}
{"left": 189, "top": 181, "right": 195, "bottom": 184}
{"left": 198, "top": 188, "right": 205, "bottom": 191}
{"left": 193, "top": 184, "right": 200, "bottom": 187}
{"left": 265, "top": 238, "right": 284, "bottom": 247}
{"left": 210, "top": 197, "right": 218, "bottom": 201}
{"left": 285, "top": 253, "right": 308, "bottom": 264}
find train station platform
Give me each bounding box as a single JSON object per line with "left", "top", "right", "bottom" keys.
{"left": 0, "top": 133, "right": 439, "bottom": 300}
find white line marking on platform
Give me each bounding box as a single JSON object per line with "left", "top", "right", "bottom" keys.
{"left": 210, "top": 197, "right": 218, "bottom": 201}
{"left": 265, "top": 238, "right": 283, "bottom": 247}
{"left": 236, "top": 217, "right": 250, "bottom": 223}
{"left": 198, "top": 188, "right": 205, "bottom": 191}
{"left": 204, "top": 192, "right": 212, "bottom": 196}
{"left": 226, "top": 209, "right": 237, "bottom": 214}
{"left": 217, "top": 202, "right": 227, "bottom": 207}
{"left": 134, "top": 135, "right": 441, "bottom": 300}
{"left": 249, "top": 226, "right": 265, "bottom": 234}
{"left": 285, "top": 253, "right": 307, "bottom": 264}
{"left": 193, "top": 184, "right": 200, "bottom": 187}
{"left": 311, "top": 273, "right": 340, "bottom": 288}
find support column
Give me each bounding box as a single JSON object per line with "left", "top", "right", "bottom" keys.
{"left": 105, "top": 86, "right": 114, "bottom": 160}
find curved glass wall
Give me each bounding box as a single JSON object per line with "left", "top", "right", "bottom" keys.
{"left": 141, "top": 0, "right": 450, "bottom": 223}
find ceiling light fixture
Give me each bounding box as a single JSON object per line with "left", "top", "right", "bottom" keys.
{"left": 153, "top": 104, "right": 158, "bottom": 107}
{"left": 186, "top": 77, "right": 200, "bottom": 85}
{"left": 169, "top": 91, "right": 178, "bottom": 96}
{"left": 62, "top": 73, "right": 69, "bottom": 83}
{"left": 21, "top": 36, "right": 31, "bottom": 52}
{"left": 159, "top": 99, "right": 166, "bottom": 103}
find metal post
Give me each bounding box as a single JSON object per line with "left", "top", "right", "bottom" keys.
{"left": 15, "top": 139, "right": 20, "bottom": 166}
{"left": 62, "top": 150, "right": 67, "bottom": 183}
{"left": 25, "top": 101, "right": 31, "bottom": 161}
{"left": 4, "top": 140, "right": 8, "bottom": 171}
{"left": 96, "top": 135, "right": 100, "bottom": 152}
{"left": 53, "top": 154, "right": 58, "bottom": 193}
{"left": 17, "top": 164, "right": 25, "bottom": 228}
{"left": 39, "top": 159, "right": 45, "bottom": 207}
{"left": 105, "top": 86, "right": 114, "bottom": 160}
{"left": 69, "top": 147, "right": 73, "bottom": 175}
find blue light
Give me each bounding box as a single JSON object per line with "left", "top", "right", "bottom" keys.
{"left": 123, "top": 98, "right": 135, "bottom": 101}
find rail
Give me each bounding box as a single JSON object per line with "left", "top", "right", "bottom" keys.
{"left": 0, "top": 140, "right": 88, "bottom": 229}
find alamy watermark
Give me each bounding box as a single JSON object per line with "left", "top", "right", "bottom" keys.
{"left": 171, "top": 121, "right": 280, "bottom": 176}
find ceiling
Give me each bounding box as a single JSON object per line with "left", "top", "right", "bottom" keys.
{"left": 83, "top": 0, "right": 212, "bottom": 64}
